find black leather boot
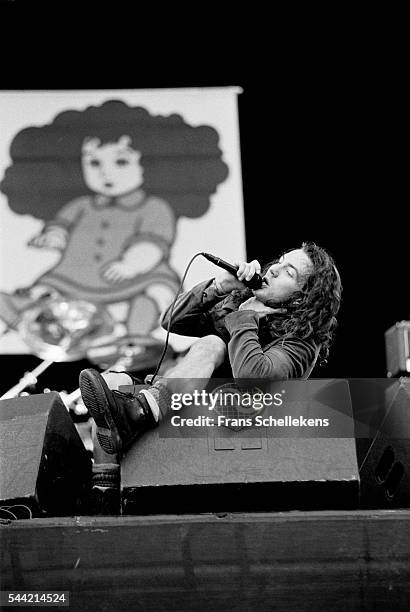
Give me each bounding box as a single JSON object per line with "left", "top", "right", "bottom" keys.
{"left": 79, "top": 368, "right": 158, "bottom": 455}
{"left": 81, "top": 463, "right": 121, "bottom": 515}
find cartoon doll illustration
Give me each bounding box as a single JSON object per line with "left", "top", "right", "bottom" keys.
{"left": 0, "top": 100, "right": 229, "bottom": 341}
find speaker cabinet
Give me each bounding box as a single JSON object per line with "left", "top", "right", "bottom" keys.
{"left": 385, "top": 321, "right": 410, "bottom": 377}
{"left": 360, "top": 378, "right": 410, "bottom": 508}
{"left": 120, "top": 380, "right": 359, "bottom": 514}
{"left": 0, "top": 392, "right": 92, "bottom": 517}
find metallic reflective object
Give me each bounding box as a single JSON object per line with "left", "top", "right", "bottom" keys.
{"left": 87, "top": 334, "right": 165, "bottom": 370}
{"left": 18, "top": 297, "right": 115, "bottom": 361}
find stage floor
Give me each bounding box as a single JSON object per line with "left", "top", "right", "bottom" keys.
{"left": 1, "top": 510, "right": 410, "bottom": 611}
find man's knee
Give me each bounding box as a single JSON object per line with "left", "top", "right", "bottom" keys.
{"left": 189, "top": 335, "right": 226, "bottom": 365}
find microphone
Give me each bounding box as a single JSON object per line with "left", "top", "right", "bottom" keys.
{"left": 201, "top": 252, "right": 264, "bottom": 289}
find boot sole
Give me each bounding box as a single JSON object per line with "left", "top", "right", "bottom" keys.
{"left": 79, "top": 370, "right": 123, "bottom": 455}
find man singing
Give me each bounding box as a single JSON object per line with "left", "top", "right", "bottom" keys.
{"left": 79, "top": 242, "right": 342, "bottom": 456}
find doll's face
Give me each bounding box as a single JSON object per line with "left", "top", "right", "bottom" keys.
{"left": 81, "top": 136, "right": 143, "bottom": 196}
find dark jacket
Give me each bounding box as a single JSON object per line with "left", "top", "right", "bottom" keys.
{"left": 161, "top": 278, "right": 319, "bottom": 379}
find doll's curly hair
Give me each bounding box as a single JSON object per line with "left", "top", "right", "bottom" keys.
{"left": 263, "top": 242, "right": 342, "bottom": 366}
{"left": 0, "top": 100, "right": 228, "bottom": 221}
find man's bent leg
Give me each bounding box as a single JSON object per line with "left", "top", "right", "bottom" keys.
{"left": 79, "top": 336, "right": 226, "bottom": 454}
{"left": 89, "top": 422, "right": 121, "bottom": 514}
{"left": 162, "top": 334, "right": 226, "bottom": 381}
{"left": 151, "top": 335, "right": 226, "bottom": 415}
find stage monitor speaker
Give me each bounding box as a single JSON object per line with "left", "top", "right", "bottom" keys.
{"left": 120, "top": 380, "right": 359, "bottom": 514}
{"left": 0, "top": 392, "right": 92, "bottom": 517}
{"left": 359, "top": 378, "right": 410, "bottom": 509}
{"left": 385, "top": 321, "right": 410, "bottom": 377}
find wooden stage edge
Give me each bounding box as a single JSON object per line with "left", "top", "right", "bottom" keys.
{"left": 1, "top": 510, "right": 410, "bottom": 611}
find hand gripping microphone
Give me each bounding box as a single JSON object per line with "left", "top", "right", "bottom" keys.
{"left": 201, "top": 252, "right": 264, "bottom": 289}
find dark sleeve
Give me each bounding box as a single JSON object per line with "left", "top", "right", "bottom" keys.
{"left": 122, "top": 197, "right": 176, "bottom": 258}
{"left": 44, "top": 196, "right": 87, "bottom": 230}
{"left": 160, "top": 278, "right": 229, "bottom": 338}
{"left": 224, "top": 310, "right": 317, "bottom": 379}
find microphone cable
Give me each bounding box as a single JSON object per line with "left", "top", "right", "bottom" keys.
{"left": 149, "top": 252, "right": 204, "bottom": 385}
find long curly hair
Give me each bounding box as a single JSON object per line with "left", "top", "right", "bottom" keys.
{"left": 267, "top": 242, "right": 342, "bottom": 365}
{"left": 0, "top": 100, "right": 229, "bottom": 221}
{"left": 231, "top": 242, "right": 342, "bottom": 366}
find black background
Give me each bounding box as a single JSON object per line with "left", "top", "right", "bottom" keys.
{"left": 0, "top": 23, "right": 407, "bottom": 395}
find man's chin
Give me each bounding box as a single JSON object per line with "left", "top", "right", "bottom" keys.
{"left": 252, "top": 288, "right": 270, "bottom": 303}
{"left": 253, "top": 288, "right": 283, "bottom": 307}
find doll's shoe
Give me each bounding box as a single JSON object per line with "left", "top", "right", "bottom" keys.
{"left": 79, "top": 368, "right": 158, "bottom": 455}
